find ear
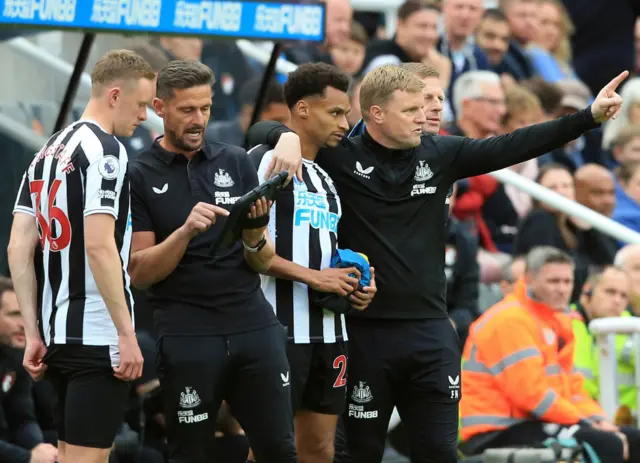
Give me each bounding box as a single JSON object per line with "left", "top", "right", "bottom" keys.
{"left": 295, "top": 100, "right": 309, "bottom": 119}
{"left": 107, "top": 87, "right": 121, "bottom": 108}
{"left": 153, "top": 98, "right": 165, "bottom": 118}
{"left": 461, "top": 97, "right": 472, "bottom": 114}
{"left": 368, "top": 105, "right": 385, "bottom": 125}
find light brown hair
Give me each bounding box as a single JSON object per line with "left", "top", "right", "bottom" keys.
{"left": 350, "top": 21, "right": 369, "bottom": 46}
{"left": 613, "top": 125, "right": 640, "bottom": 150}
{"left": 91, "top": 49, "right": 156, "bottom": 96}
{"left": 399, "top": 62, "right": 440, "bottom": 79}
{"left": 503, "top": 84, "right": 543, "bottom": 124}
{"left": 536, "top": 0, "right": 574, "bottom": 65}
{"left": 359, "top": 65, "right": 425, "bottom": 119}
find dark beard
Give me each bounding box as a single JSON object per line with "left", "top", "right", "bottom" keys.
{"left": 166, "top": 128, "right": 202, "bottom": 152}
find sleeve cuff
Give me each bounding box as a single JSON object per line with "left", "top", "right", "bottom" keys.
{"left": 12, "top": 207, "right": 36, "bottom": 217}
{"left": 580, "top": 106, "right": 600, "bottom": 129}
{"left": 84, "top": 208, "right": 118, "bottom": 219}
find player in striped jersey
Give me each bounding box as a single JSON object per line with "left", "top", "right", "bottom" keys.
{"left": 8, "top": 50, "right": 155, "bottom": 463}
{"left": 250, "top": 63, "right": 377, "bottom": 463}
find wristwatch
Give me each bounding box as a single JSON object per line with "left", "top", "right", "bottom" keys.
{"left": 243, "top": 235, "right": 267, "bottom": 253}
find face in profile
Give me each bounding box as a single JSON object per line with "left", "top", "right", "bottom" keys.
{"left": 0, "top": 290, "right": 24, "bottom": 349}
{"left": 300, "top": 86, "right": 351, "bottom": 148}
{"left": 112, "top": 77, "right": 156, "bottom": 137}
{"left": 154, "top": 85, "right": 213, "bottom": 153}
{"left": 373, "top": 89, "right": 426, "bottom": 149}
{"left": 421, "top": 76, "right": 444, "bottom": 134}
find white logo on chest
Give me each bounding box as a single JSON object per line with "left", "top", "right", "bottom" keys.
{"left": 414, "top": 161, "right": 433, "bottom": 182}
{"left": 214, "top": 169, "right": 234, "bottom": 188}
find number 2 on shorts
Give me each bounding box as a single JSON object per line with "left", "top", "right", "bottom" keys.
{"left": 333, "top": 354, "right": 347, "bottom": 388}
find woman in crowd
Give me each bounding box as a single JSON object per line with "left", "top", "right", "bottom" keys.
{"left": 613, "top": 161, "right": 640, "bottom": 238}
{"left": 514, "top": 163, "right": 617, "bottom": 300}
{"left": 527, "top": 0, "right": 576, "bottom": 82}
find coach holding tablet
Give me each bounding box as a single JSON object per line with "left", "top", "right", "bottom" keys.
{"left": 127, "top": 60, "right": 298, "bottom": 463}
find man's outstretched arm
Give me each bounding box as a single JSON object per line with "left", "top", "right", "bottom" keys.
{"left": 442, "top": 71, "right": 628, "bottom": 181}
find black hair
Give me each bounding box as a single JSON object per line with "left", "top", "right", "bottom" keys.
{"left": 283, "top": 62, "right": 350, "bottom": 109}
{"left": 397, "top": 0, "right": 440, "bottom": 21}
{"left": 0, "top": 277, "right": 13, "bottom": 308}
{"left": 482, "top": 8, "right": 507, "bottom": 22}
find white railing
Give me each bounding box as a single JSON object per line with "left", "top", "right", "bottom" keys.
{"left": 3, "top": 31, "right": 640, "bottom": 434}
{"left": 5, "top": 36, "right": 640, "bottom": 248}
{"left": 6, "top": 37, "right": 166, "bottom": 136}
{"left": 589, "top": 318, "right": 640, "bottom": 422}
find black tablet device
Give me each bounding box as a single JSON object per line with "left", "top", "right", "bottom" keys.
{"left": 210, "top": 171, "right": 289, "bottom": 253}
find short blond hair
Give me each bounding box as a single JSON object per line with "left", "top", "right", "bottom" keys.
{"left": 503, "top": 85, "right": 543, "bottom": 124}
{"left": 399, "top": 62, "right": 440, "bottom": 80}
{"left": 359, "top": 65, "right": 425, "bottom": 119}
{"left": 91, "top": 49, "right": 156, "bottom": 96}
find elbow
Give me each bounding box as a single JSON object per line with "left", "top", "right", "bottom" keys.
{"left": 7, "top": 239, "right": 36, "bottom": 264}
{"left": 128, "top": 254, "right": 152, "bottom": 289}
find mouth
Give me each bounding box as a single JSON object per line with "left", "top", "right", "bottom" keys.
{"left": 14, "top": 333, "right": 25, "bottom": 343}
{"left": 184, "top": 128, "right": 203, "bottom": 143}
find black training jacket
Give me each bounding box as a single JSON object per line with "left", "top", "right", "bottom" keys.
{"left": 247, "top": 108, "right": 599, "bottom": 320}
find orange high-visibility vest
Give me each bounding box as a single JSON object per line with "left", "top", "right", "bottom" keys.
{"left": 460, "top": 280, "right": 605, "bottom": 442}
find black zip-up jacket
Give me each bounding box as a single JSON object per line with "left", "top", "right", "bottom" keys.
{"left": 0, "top": 348, "right": 42, "bottom": 462}
{"left": 247, "top": 108, "right": 599, "bottom": 320}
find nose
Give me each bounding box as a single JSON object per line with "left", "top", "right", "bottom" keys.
{"left": 416, "top": 109, "right": 427, "bottom": 125}
{"left": 338, "top": 115, "right": 349, "bottom": 131}
{"left": 193, "top": 110, "right": 206, "bottom": 126}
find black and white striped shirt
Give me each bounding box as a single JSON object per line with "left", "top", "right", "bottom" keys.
{"left": 13, "top": 120, "right": 133, "bottom": 347}
{"left": 250, "top": 146, "right": 347, "bottom": 344}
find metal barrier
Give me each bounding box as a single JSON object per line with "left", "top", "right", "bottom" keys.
{"left": 6, "top": 37, "right": 166, "bottom": 136}
{"left": 3, "top": 36, "right": 640, "bottom": 247}
{"left": 589, "top": 318, "right": 640, "bottom": 421}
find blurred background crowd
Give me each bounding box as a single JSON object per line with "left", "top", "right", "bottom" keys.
{"left": 1, "top": 0, "right": 640, "bottom": 461}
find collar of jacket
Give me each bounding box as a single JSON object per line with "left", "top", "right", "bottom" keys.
{"left": 361, "top": 129, "right": 412, "bottom": 162}
{"left": 512, "top": 279, "right": 572, "bottom": 324}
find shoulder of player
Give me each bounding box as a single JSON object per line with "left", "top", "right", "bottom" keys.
{"left": 247, "top": 144, "right": 273, "bottom": 166}
{"left": 76, "top": 122, "right": 123, "bottom": 156}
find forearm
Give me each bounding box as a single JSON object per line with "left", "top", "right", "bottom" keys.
{"left": 86, "top": 244, "right": 134, "bottom": 336}
{"left": 244, "top": 237, "right": 276, "bottom": 274}
{"left": 451, "top": 108, "right": 599, "bottom": 179}
{"left": 0, "top": 440, "right": 30, "bottom": 462}
{"left": 15, "top": 422, "right": 42, "bottom": 449}
{"left": 129, "top": 227, "right": 191, "bottom": 288}
{"left": 265, "top": 254, "right": 317, "bottom": 285}
{"left": 7, "top": 242, "right": 39, "bottom": 340}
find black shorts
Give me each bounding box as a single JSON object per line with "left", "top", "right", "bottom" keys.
{"left": 44, "top": 344, "right": 130, "bottom": 448}
{"left": 287, "top": 341, "right": 348, "bottom": 415}
{"left": 157, "top": 324, "right": 296, "bottom": 463}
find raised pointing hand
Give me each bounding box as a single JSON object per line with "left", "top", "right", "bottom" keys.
{"left": 591, "top": 70, "right": 629, "bottom": 123}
